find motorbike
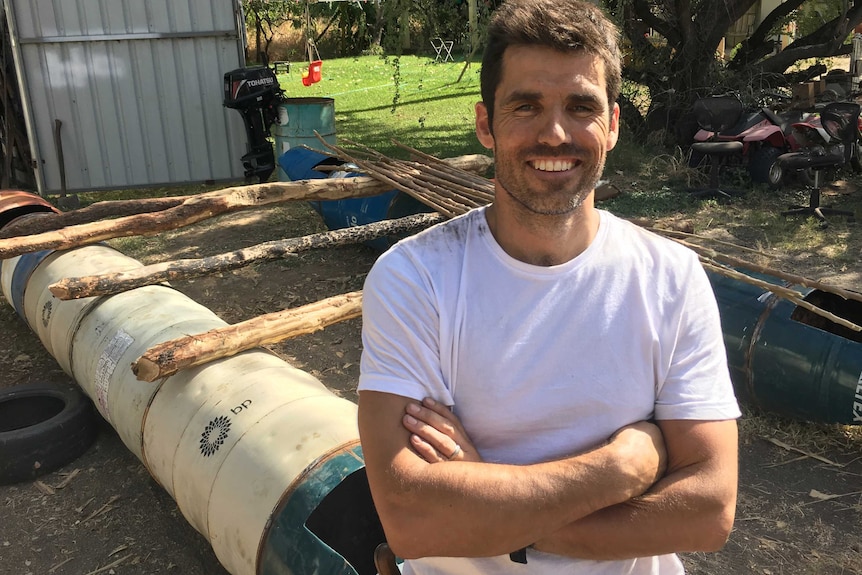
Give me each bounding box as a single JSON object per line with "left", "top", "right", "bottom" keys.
{"left": 690, "top": 95, "right": 809, "bottom": 188}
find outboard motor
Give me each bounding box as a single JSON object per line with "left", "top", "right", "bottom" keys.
{"left": 223, "top": 65, "right": 286, "bottom": 183}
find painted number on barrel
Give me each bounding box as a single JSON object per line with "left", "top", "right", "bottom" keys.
{"left": 854, "top": 372, "right": 862, "bottom": 423}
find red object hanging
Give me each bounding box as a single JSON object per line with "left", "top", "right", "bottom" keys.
{"left": 302, "top": 60, "right": 323, "bottom": 86}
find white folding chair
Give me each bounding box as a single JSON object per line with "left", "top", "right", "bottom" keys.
{"left": 431, "top": 37, "right": 454, "bottom": 62}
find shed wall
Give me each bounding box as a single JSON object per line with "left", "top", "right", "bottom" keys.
{"left": 4, "top": 0, "right": 249, "bottom": 194}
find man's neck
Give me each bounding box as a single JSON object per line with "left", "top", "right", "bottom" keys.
{"left": 484, "top": 197, "right": 600, "bottom": 267}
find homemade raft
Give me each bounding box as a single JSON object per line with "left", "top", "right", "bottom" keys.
{"left": 2, "top": 142, "right": 862, "bottom": 573}
{"left": 0, "top": 191, "right": 385, "bottom": 575}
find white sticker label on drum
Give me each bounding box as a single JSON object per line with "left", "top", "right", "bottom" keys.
{"left": 94, "top": 329, "right": 134, "bottom": 422}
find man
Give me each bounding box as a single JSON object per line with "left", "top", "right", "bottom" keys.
{"left": 357, "top": 1, "right": 741, "bottom": 573}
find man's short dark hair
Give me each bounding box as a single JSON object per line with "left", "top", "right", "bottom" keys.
{"left": 480, "top": 0, "right": 622, "bottom": 127}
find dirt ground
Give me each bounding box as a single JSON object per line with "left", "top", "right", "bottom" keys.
{"left": 1, "top": 197, "right": 862, "bottom": 575}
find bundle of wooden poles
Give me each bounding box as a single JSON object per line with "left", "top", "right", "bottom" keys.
{"left": 0, "top": 141, "right": 859, "bottom": 383}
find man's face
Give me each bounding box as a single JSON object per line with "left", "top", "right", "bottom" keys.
{"left": 475, "top": 45, "right": 619, "bottom": 216}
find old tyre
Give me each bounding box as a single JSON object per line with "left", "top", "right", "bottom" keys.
{"left": 749, "top": 145, "right": 784, "bottom": 188}
{"left": 0, "top": 382, "right": 98, "bottom": 484}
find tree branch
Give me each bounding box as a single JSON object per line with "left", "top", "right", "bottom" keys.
{"left": 783, "top": 2, "right": 862, "bottom": 51}
{"left": 730, "top": 0, "right": 807, "bottom": 68}
{"left": 673, "top": 0, "right": 694, "bottom": 46}
{"left": 632, "top": 0, "right": 680, "bottom": 46}
{"left": 759, "top": 40, "right": 854, "bottom": 75}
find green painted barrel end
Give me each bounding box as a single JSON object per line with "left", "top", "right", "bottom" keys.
{"left": 257, "top": 444, "right": 388, "bottom": 575}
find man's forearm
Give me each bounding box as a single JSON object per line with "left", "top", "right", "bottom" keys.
{"left": 531, "top": 460, "right": 737, "bottom": 559}
{"left": 532, "top": 419, "right": 739, "bottom": 560}
{"left": 369, "top": 442, "right": 655, "bottom": 559}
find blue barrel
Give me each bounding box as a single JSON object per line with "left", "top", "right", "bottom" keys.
{"left": 272, "top": 97, "right": 337, "bottom": 182}
{"left": 708, "top": 270, "right": 862, "bottom": 425}
{"left": 278, "top": 147, "right": 431, "bottom": 251}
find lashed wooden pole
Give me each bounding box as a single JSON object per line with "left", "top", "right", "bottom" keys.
{"left": 50, "top": 212, "right": 444, "bottom": 300}
{"left": 132, "top": 292, "right": 363, "bottom": 382}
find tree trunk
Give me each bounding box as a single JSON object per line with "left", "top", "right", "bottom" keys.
{"left": 255, "top": 13, "right": 263, "bottom": 63}
{"left": 370, "top": 1, "right": 384, "bottom": 48}
{"left": 468, "top": 0, "right": 478, "bottom": 53}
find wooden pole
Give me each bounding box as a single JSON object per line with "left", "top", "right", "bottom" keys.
{"left": 49, "top": 212, "right": 445, "bottom": 300}
{"left": 0, "top": 179, "right": 391, "bottom": 259}
{"left": 0, "top": 196, "right": 191, "bottom": 238}
{"left": 132, "top": 291, "right": 364, "bottom": 382}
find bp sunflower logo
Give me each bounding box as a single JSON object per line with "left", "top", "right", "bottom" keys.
{"left": 200, "top": 415, "right": 231, "bottom": 457}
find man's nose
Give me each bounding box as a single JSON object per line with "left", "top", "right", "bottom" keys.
{"left": 537, "top": 111, "right": 572, "bottom": 146}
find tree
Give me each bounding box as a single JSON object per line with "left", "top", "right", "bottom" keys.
{"left": 605, "top": 0, "right": 862, "bottom": 141}
{"left": 244, "top": 0, "right": 297, "bottom": 64}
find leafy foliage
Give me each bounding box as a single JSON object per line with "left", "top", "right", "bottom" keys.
{"left": 243, "top": 0, "right": 300, "bottom": 63}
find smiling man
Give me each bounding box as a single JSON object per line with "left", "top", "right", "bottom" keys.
{"left": 357, "top": 1, "right": 741, "bottom": 574}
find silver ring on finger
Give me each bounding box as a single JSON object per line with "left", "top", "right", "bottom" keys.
{"left": 447, "top": 444, "right": 462, "bottom": 461}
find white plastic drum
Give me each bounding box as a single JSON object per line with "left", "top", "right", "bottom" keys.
{"left": 207, "top": 395, "right": 359, "bottom": 575}
{"left": 152, "top": 356, "right": 334, "bottom": 536}
{"left": 70, "top": 284, "right": 227, "bottom": 460}
{"left": 20, "top": 246, "right": 143, "bottom": 368}
{"left": 140, "top": 349, "right": 298, "bottom": 497}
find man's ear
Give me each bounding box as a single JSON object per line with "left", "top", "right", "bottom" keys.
{"left": 475, "top": 102, "right": 494, "bottom": 150}
{"left": 606, "top": 102, "right": 620, "bottom": 151}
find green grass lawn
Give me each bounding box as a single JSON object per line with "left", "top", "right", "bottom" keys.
{"left": 280, "top": 55, "right": 488, "bottom": 159}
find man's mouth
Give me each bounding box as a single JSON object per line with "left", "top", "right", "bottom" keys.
{"left": 530, "top": 159, "right": 579, "bottom": 172}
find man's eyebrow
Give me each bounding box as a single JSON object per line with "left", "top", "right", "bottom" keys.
{"left": 566, "top": 93, "right": 603, "bottom": 107}
{"left": 500, "top": 91, "right": 604, "bottom": 107}
{"left": 500, "top": 90, "right": 542, "bottom": 105}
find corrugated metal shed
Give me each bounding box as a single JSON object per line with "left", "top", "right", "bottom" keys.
{"left": 3, "top": 0, "right": 249, "bottom": 194}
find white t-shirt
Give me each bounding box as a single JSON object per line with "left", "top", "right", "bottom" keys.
{"left": 359, "top": 207, "right": 741, "bottom": 575}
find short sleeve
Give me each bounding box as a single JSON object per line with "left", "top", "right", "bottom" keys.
{"left": 655, "top": 256, "right": 741, "bottom": 421}
{"left": 358, "top": 246, "right": 455, "bottom": 406}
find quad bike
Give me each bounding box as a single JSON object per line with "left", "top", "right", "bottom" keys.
{"left": 690, "top": 94, "right": 809, "bottom": 188}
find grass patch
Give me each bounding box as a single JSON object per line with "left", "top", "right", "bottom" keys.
{"left": 282, "top": 55, "right": 487, "bottom": 159}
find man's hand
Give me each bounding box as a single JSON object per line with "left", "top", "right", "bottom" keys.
{"left": 402, "top": 398, "right": 483, "bottom": 463}
{"left": 607, "top": 421, "right": 668, "bottom": 497}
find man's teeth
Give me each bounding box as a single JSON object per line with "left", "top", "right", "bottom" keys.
{"left": 532, "top": 159, "right": 573, "bottom": 172}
